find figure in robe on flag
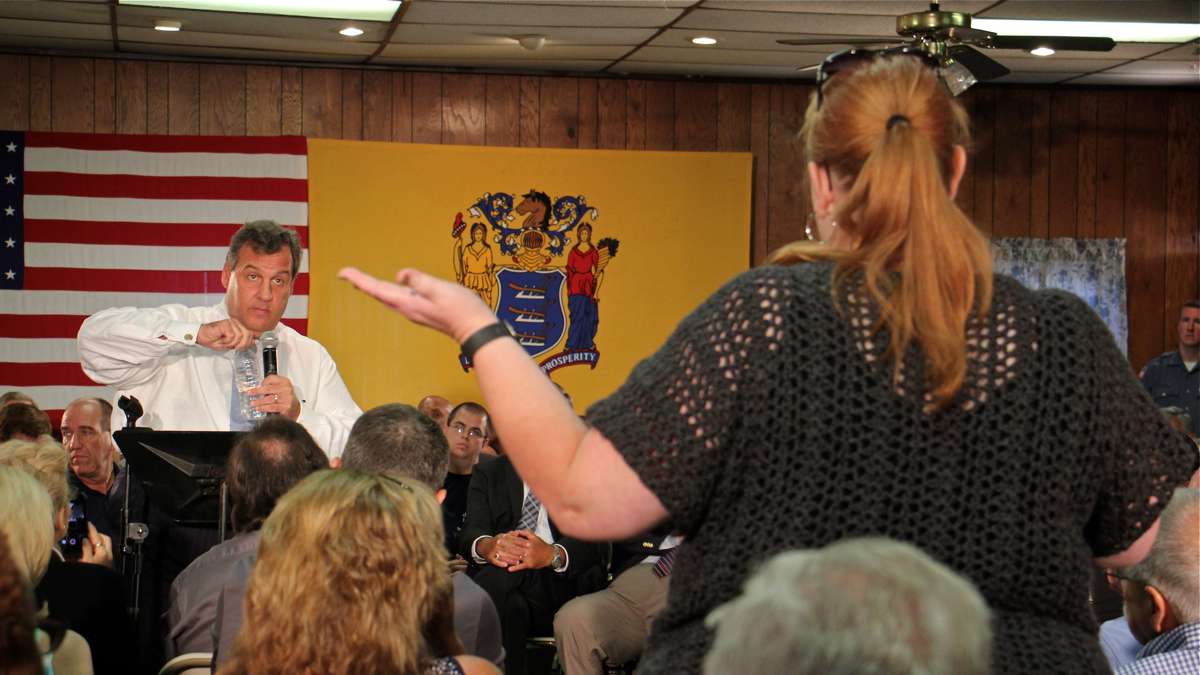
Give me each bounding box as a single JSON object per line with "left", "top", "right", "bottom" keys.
{"left": 566, "top": 223, "right": 601, "bottom": 351}
{"left": 452, "top": 216, "right": 496, "bottom": 308}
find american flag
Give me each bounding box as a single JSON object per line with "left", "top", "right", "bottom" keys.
{"left": 0, "top": 130, "right": 309, "bottom": 427}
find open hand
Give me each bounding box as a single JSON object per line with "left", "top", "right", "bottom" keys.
{"left": 338, "top": 267, "right": 496, "bottom": 344}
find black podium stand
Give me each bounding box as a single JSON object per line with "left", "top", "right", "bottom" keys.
{"left": 112, "top": 429, "right": 240, "bottom": 620}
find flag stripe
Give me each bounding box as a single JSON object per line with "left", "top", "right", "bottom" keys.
{"left": 2, "top": 362, "right": 97, "bottom": 387}
{"left": 0, "top": 314, "right": 85, "bottom": 338}
{"left": 0, "top": 314, "right": 307, "bottom": 338}
{"left": 26, "top": 132, "right": 307, "bottom": 155}
{"left": 24, "top": 220, "right": 310, "bottom": 247}
{"left": 0, "top": 385, "right": 113, "bottom": 412}
{"left": 23, "top": 268, "right": 310, "bottom": 294}
{"left": 25, "top": 172, "right": 309, "bottom": 202}
{"left": 26, "top": 244, "right": 310, "bottom": 273}
{"left": 25, "top": 148, "right": 307, "bottom": 179}
{"left": 24, "top": 195, "right": 308, "bottom": 225}
{"left": 0, "top": 337, "right": 77, "bottom": 362}
{"left": 0, "top": 290, "right": 308, "bottom": 317}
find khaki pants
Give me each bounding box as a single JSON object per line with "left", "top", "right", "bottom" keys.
{"left": 553, "top": 563, "right": 669, "bottom": 675}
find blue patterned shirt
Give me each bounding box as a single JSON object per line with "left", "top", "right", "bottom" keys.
{"left": 1116, "top": 622, "right": 1200, "bottom": 675}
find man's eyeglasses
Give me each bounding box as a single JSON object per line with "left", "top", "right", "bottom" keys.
{"left": 816, "top": 46, "right": 945, "bottom": 109}
{"left": 449, "top": 421, "right": 487, "bottom": 441}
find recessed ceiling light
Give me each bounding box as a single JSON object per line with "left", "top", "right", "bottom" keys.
{"left": 1029, "top": 46, "right": 1055, "bottom": 57}
{"left": 339, "top": 26, "right": 365, "bottom": 37}
{"left": 972, "top": 18, "right": 1200, "bottom": 44}
{"left": 154, "top": 19, "right": 182, "bottom": 32}
{"left": 691, "top": 36, "right": 718, "bottom": 46}
{"left": 120, "top": 0, "right": 402, "bottom": 22}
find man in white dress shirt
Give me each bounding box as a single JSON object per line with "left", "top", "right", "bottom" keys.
{"left": 77, "top": 220, "right": 361, "bottom": 458}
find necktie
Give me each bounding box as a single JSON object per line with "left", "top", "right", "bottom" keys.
{"left": 518, "top": 489, "right": 541, "bottom": 532}
{"left": 653, "top": 547, "right": 677, "bottom": 578}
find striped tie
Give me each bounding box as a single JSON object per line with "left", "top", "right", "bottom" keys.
{"left": 518, "top": 490, "right": 541, "bottom": 531}
{"left": 653, "top": 547, "right": 677, "bottom": 578}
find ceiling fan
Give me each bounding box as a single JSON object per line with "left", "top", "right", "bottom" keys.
{"left": 777, "top": 1, "right": 1116, "bottom": 93}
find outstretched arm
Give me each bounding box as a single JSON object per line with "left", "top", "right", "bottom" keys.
{"left": 340, "top": 267, "right": 668, "bottom": 539}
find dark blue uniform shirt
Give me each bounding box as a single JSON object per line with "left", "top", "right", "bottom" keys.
{"left": 1140, "top": 350, "right": 1200, "bottom": 435}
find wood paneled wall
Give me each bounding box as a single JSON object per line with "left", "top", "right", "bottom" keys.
{"left": 1, "top": 54, "right": 1196, "bottom": 370}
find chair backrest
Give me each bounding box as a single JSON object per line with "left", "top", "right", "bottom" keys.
{"left": 159, "top": 652, "right": 213, "bottom": 675}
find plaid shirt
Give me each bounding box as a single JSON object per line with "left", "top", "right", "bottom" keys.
{"left": 1116, "top": 622, "right": 1200, "bottom": 675}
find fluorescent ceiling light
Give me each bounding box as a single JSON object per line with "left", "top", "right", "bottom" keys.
{"left": 973, "top": 19, "right": 1200, "bottom": 44}
{"left": 154, "top": 19, "right": 182, "bottom": 32}
{"left": 691, "top": 36, "right": 718, "bottom": 45}
{"left": 119, "top": 0, "right": 401, "bottom": 22}
{"left": 1029, "top": 47, "right": 1055, "bottom": 57}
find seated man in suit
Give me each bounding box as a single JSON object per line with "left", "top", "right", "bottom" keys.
{"left": 462, "top": 450, "right": 609, "bottom": 675}
{"left": 553, "top": 527, "right": 679, "bottom": 674}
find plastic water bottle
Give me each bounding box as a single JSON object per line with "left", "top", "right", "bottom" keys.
{"left": 234, "top": 347, "right": 267, "bottom": 422}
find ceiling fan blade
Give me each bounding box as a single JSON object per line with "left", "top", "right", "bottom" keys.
{"left": 937, "top": 26, "right": 996, "bottom": 43}
{"left": 776, "top": 37, "right": 906, "bottom": 46}
{"left": 989, "top": 35, "right": 1117, "bottom": 52}
{"left": 947, "top": 45, "right": 1010, "bottom": 81}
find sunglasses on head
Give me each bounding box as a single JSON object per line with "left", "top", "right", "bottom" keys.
{"left": 816, "top": 46, "right": 943, "bottom": 109}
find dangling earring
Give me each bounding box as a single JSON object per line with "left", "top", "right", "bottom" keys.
{"left": 806, "top": 212, "right": 837, "bottom": 246}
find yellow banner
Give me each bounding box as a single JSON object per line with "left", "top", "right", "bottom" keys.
{"left": 308, "top": 140, "right": 752, "bottom": 413}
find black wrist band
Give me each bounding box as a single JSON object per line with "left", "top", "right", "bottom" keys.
{"left": 460, "top": 322, "right": 513, "bottom": 362}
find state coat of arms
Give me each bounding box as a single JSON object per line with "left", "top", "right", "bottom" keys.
{"left": 450, "top": 189, "right": 620, "bottom": 373}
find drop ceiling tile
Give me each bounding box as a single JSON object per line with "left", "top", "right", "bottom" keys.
{"left": 1072, "top": 71, "right": 1200, "bottom": 85}
{"left": 1104, "top": 58, "right": 1200, "bottom": 76}
{"left": 116, "top": 5, "right": 390, "bottom": 40}
{"left": 703, "top": 2, "right": 994, "bottom": 16}
{"left": 981, "top": 0, "right": 1199, "bottom": 23}
{"left": 679, "top": 9, "right": 897, "bottom": 36}
{"left": 652, "top": 27, "right": 900, "bottom": 52}
{"left": 989, "top": 71, "right": 1077, "bottom": 84}
{"left": 389, "top": 24, "right": 652, "bottom": 46}
{"left": 404, "top": 0, "right": 683, "bottom": 28}
{"left": 122, "top": 41, "right": 367, "bottom": 63}
{"left": 435, "top": 0, "right": 692, "bottom": 5}
{"left": 119, "top": 26, "right": 377, "bottom": 55}
{"left": 0, "top": 0, "right": 110, "bottom": 23}
{"left": 0, "top": 34, "right": 114, "bottom": 51}
{"left": 1145, "top": 40, "right": 1200, "bottom": 59}
{"left": 989, "top": 55, "right": 1128, "bottom": 73}
{"left": 377, "top": 43, "right": 627, "bottom": 60}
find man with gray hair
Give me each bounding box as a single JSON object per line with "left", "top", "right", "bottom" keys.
{"left": 703, "top": 538, "right": 992, "bottom": 675}
{"left": 341, "top": 403, "right": 505, "bottom": 669}
{"left": 78, "top": 220, "right": 361, "bottom": 458}
{"left": 1115, "top": 488, "right": 1200, "bottom": 675}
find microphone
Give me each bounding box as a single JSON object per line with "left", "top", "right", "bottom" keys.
{"left": 117, "top": 395, "right": 143, "bottom": 429}
{"left": 261, "top": 331, "right": 279, "bottom": 378}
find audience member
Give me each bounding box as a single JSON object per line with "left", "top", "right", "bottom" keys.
{"left": 60, "top": 398, "right": 129, "bottom": 544}
{"left": 0, "top": 403, "right": 52, "bottom": 442}
{"left": 1141, "top": 301, "right": 1200, "bottom": 435}
{"left": 553, "top": 526, "right": 677, "bottom": 674}
{"left": 442, "top": 402, "right": 491, "bottom": 553}
{"left": 218, "top": 470, "right": 499, "bottom": 675}
{"left": 0, "top": 527, "right": 42, "bottom": 675}
{"left": 341, "top": 403, "right": 504, "bottom": 668}
{"left": 167, "top": 418, "right": 327, "bottom": 659}
{"left": 0, "top": 391, "right": 36, "bottom": 408}
{"left": 703, "top": 538, "right": 991, "bottom": 675}
{"left": 342, "top": 52, "right": 1200, "bottom": 673}
{"left": 460, "top": 451, "right": 608, "bottom": 675}
{"left": 0, "top": 466, "right": 94, "bottom": 675}
{"left": 1114, "top": 488, "right": 1200, "bottom": 675}
{"left": 419, "top": 394, "right": 455, "bottom": 427}
{"left": 0, "top": 438, "right": 132, "bottom": 675}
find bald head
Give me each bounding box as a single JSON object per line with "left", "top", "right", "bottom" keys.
{"left": 61, "top": 398, "right": 115, "bottom": 487}
{"left": 417, "top": 395, "right": 453, "bottom": 427}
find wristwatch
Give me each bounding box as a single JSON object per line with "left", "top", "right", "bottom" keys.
{"left": 550, "top": 546, "right": 565, "bottom": 572}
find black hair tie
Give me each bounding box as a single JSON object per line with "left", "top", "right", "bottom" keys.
{"left": 887, "top": 114, "right": 910, "bottom": 129}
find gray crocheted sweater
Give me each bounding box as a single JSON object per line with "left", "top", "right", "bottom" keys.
{"left": 587, "top": 262, "right": 1198, "bottom": 674}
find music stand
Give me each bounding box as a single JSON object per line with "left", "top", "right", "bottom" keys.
{"left": 112, "top": 429, "right": 240, "bottom": 620}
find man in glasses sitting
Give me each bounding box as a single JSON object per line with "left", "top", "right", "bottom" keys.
{"left": 442, "top": 402, "right": 494, "bottom": 555}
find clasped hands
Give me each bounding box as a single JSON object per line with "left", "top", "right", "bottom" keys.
{"left": 478, "top": 530, "right": 557, "bottom": 572}
{"left": 197, "top": 317, "right": 301, "bottom": 420}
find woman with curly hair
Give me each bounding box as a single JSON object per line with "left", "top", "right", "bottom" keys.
{"left": 218, "top": 469, "right": 498, "bottom": 675}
